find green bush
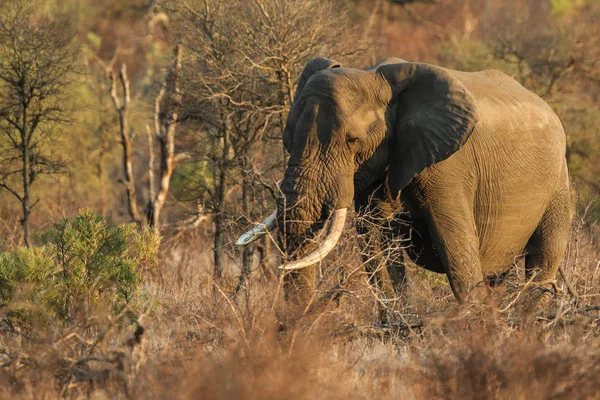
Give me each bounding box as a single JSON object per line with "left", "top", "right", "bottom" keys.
{"left": 0, "top": 210, "right": 159, "bottom": 327}
{"left": 550, "top": 0, "right": 585, "bottom": 16}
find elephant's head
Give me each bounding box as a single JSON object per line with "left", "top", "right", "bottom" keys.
{"left": 238, "top": 57, "right": 478, "bottom": 270}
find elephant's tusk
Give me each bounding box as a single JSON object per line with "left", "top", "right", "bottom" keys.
{"left": 236, "top": 210, "right": 278, "bottom": 246}
{"left": 280, "top": 208, "right": 347, "bottom": 271}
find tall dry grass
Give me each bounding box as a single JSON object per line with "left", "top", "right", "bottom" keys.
{"left": 1, "top": 210, "right": 599, "bottom": 400}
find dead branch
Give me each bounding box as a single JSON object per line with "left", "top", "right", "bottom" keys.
{"left": 146, "top": 125, "right": 156, "bottom": 201}
{"left": 109, "top": 64, "right": 143, "bottom": 224}
{"left": 146, "top": 44, "right": 184, "bottom": 231}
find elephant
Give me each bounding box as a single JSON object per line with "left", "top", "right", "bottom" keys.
{"left": 237, "top": 57, "right": 572, "bottom": 305}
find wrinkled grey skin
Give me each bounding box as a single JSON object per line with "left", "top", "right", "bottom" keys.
{"left": 278, "top": 57, "right": 572, "bottom": 303}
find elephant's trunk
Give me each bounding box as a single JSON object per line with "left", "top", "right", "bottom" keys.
{"left": 237, "top": 160, "right": 352, "bottom": 269}
{"left": 279, "top": 208, "right": 347, "bottom": 270}
{"left": 275, "top": 178, "right": 348, "bottom": 269}
{"left": 236, "top": 206, "right": 347, "bottom": 269}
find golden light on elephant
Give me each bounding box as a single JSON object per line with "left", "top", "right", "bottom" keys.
{"left": 239, "top": 57, "right": 572, "bottom": 305}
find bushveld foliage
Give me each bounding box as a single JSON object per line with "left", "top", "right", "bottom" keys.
{"left": 0, "top": 210, "right": 158, "bottom": 328}
{"left": 0, "top": 211, "right": 598, "bottom": 399}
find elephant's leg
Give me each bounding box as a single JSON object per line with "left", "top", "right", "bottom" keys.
{"left": 356, "top": 217, "right": 397, "bottom": 303}
{"left": 525, "top": 189, "right": 572, "bottom": 297}
{"left": 355, "top": 194, "right": 405, "bottom": 321}
{"left": 379, "top": 221, "right": 410, "bottom": 307}
{"left": 399, "top": 218, "right": 445, "bottom": 274}
{"left": 424, "top": 207, "right": 486, "bottom": 303}
{"left": 355, "top": 225, "right": 392, "bottom": 323}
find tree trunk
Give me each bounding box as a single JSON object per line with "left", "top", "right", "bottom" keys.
{"left": 213, "top": 127, "right": 229, "bottom": 280}
{"left": 21, "top": 112, "right": 31, "bottom": 248}
{"left": 237, "top": 155, "right": 253, "bottom": 291}
{"left": 118, "top": 109, "right": 142, "bottom": 223}
{"left": 149, "top": 131, "right": 176, "bottom": 230}
{"left": 110, "top": 64, "right": 143, "bottom": 224}
{"left": 147, "top": 44, "right": 182, "bottom": 232}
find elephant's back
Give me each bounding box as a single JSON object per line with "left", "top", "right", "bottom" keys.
{"left": 471, "top": 75, "right": 566, "bottom": 269}
{"left": 460, "top": 70, "right": 567, "bottom": 194}
{"left": 425, "top": 70, "right": 568, "bottom": 270}
{"left": 452, "top": 67, "right": 567, "bottom": 194}
{"left": 453, "top": 69, "right": 565, "bottom": 143}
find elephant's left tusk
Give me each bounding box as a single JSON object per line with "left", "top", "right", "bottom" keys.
{"left": 236, "top": 210, "right": 277, "bottom": 246}
{"left": 280, "top": 208, "right": 347, "bottom": 271}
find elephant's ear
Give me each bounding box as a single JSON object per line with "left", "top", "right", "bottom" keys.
{"left": 293, "top": 57, "right": 341, "bottom": 104}
{"left": 378, "top": 63, "right": 479, "bottom": 199}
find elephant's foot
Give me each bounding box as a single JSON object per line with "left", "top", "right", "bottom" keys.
{"left": 465, "top": 283, "right": 490, "bottom": 304}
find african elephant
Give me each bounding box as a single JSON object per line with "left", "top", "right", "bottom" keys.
{"left": 238, "top": 57, "right": 572, "bottom": 304}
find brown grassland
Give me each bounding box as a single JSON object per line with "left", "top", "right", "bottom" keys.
{"left": 0, "top": 208, "right": 599, "bottom": 399}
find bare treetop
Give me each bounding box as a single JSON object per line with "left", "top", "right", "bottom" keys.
{"left": 0, "top": 0, "right": 79, "bottom": 246}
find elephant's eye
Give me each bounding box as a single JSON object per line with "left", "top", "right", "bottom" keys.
{"left": 347, "top": 136, "right": 362, "bottom": 153}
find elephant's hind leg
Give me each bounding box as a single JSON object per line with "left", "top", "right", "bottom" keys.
{"left": 525, "top": 189, "right": 573, "bottom": 295}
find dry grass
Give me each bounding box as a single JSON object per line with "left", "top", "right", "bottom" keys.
{"left": 1, "top": 213, "right": 599, "bottom": 400}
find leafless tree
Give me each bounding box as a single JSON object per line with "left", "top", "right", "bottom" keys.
{"left": 103, "top": 45, "right": 188, "bottom": 232}
{"left": 108, "top": 63, "right": 144, "bottom": 224}
{"left": 146, "top": 44, "right": 189, "bottom": 231}
{"left": 165, "top": 0, "right": 370, "bottom": 284}
{"left": 0, "top": 0, "right": 79, "bottom": 247}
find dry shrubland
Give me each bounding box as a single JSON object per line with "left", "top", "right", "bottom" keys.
{"left": 1, "top": 0, "right": 600, "bottom": 398}
{"left": 0, "top": 207, "right": 598, "bottom": 399}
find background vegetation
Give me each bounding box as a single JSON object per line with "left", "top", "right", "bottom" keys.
{"left": 0, "top": 0, "right": 598, "bottom": 398}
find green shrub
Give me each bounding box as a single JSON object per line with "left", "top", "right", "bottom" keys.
{"left": 550, "top": 0, "right": 585, "bottom": 16}
{"left": 0, "top": 210, "right": 159, "bottom": 328}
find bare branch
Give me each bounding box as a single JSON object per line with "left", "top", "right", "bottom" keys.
{"left": 146, "top": 125, "right": 156, "bottom": 202}
{"left": 0, "top": 181, "right": 23, "bottom": 202}
{"left": 111, "top": 63, "right": 143, "bottom": 224}
{"left": 147, "top": 44, "right": 184, "bottom": 231}
{"left": 108, "top": 71, "right": 121, "bottom": 111}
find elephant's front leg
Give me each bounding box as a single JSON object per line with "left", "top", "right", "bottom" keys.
{"left": 423, "top": 200, "right": 487, "bottom": 303}
{"left": 283, "top": 266, "right": 318, "bottom": 304}
{"left": 356, "top": 220, "right": 397, "bottom": 293}
{"left": 355, "top": 201, "right": 408, "bottom": 320}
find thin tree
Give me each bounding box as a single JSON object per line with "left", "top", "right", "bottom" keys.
{"left": 0, "top": 0, "right": 79, "bottom": 247}
{"left": 100, "top": 44, "right": 191, "bottom": 232}
{"left": 146, "top": 44, "right": 189, "bottom": 231}
{"left": 166, "top": 0, "right": 369, "bottom": 283}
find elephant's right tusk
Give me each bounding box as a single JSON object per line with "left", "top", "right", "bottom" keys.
{"left": 280, "top": 208, "right": 347, "bottom": 271}
{"left": 236, "top": 210, "right": 277, "bottom": 246}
